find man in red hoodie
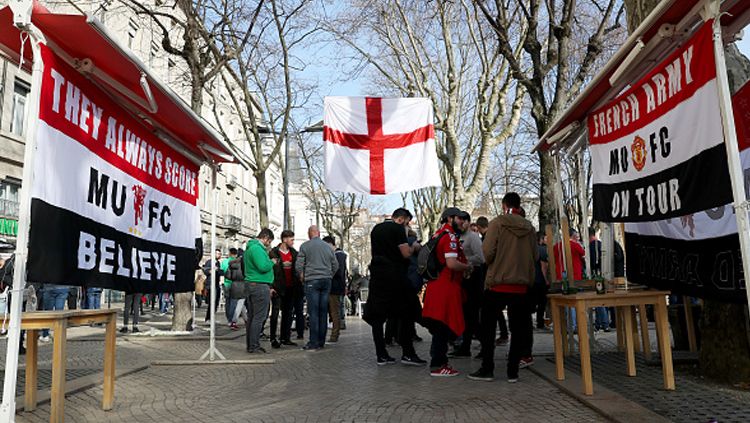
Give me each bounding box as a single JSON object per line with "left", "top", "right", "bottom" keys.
{"left": 469, "top": 193, "right": 538, "bottom": 383}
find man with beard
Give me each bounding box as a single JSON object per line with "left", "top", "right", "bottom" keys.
{"left": 450, "top": 211, "right": 485, "bottom": 358}
{"left": 422, "top": 207, "right": 470, "bottom": 377}
{"left": 365, "top": 208, "right": 426, "bottom": 366}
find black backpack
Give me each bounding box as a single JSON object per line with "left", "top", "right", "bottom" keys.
{"left": 416, "top": 231, "right": 449, "bottom": 281}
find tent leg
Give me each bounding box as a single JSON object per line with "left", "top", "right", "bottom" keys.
{"left": 0, "top": 27, "right": 45, "bottom": 423}
{"left": 200, "top": 166, "right": 225, "bottom": 362}
{"left": 710, "top": 12, "right": 750, "bottom": 315}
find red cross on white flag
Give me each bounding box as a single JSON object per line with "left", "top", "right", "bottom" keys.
{"left": 323, "top": 97, "right": 441, "bottom": 195}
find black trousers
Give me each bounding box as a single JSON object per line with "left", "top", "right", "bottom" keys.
{"left": 370, "top": 316, "right": 416, "bottom": 359}
{"left": 479, "top": 290, "right": 532, "bottom": 378}
{"left": 293, "top": 290, "right": 305, "bottom": 338}
{"left": 458, "top": 268, "right": 484, "bottom": 353}
{"left": 385, "top": 317, "right": 398, "bottom": 343}
{"left": 429, "top": 322, "right": 455, "bottom": 368}
{"left": 270, "top": 295, "right": 280, "bottom": 340}
{"left": 532, "top": 284, "right": 548, "bottom": 328}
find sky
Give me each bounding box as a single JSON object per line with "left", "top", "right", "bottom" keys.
{"left": 298, "top": 20, "right": 750, "bottom": 217}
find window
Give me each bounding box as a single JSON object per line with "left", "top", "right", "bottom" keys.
{"left": 0, "top": 181, "right": 20, "bottom": 218}
{"left": 10, "top": 80, "right": 30, "bottom": 137}
{"left": 167, "top": 59, "right": 176, "bottom": 83}
{"left": 149, "top": 40, "right": 159, "bottom": 66}
{"left": 127, "top": 18, "right": 139, "bottom": 49}
{"left": 0, "top": 60, "right": 5, "bottom": 124}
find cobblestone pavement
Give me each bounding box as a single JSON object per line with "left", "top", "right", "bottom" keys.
{"left": 1, "top": 312, "right": 607, "bottom": 423}
{"left": 561, "top": 351, "right": 750, "bottom": 423}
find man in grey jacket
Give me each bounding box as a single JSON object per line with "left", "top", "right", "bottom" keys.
{"left": 296, "top": 225, "right": 339, "bottom": 350}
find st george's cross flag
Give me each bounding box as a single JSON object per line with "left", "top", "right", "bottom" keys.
{"left": 323, "top": 97, "right": 441, "bottom": 195}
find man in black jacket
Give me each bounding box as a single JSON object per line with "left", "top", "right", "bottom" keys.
{"left": 269, "top": 230, "right": 300, "bottom": 347}
{"left": 324, "top": 236, "right": 347, "bottom": 343}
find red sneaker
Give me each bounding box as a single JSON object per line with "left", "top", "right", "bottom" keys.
{"left": 430, "top": 365, "right": 460, "bottom": 377}
{"left": 519, "top": 356, "right": 535, "bottom": 369}
{"left": 229, "top": 322, "right": 239, "bottom": 331}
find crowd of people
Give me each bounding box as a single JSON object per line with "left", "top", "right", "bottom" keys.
{"left": 194, "top": 225, "right": 349, "bottom": 354}
{"left": 1, "top": 193, "right": 618, "bottom": 375}
{"left": 364, "top": 193, "right": 550, "bottom": 382}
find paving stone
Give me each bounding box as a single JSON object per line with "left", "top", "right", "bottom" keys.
{"left": 2, "top": 314, "right": 606, "bottom": 422}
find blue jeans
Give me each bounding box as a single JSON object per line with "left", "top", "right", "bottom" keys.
{"left": 160, "top": 293, "right": 170, "bottom": 313}
{"left": 86, "top": 288, "right": 102, "bottom": 309}
{"left": 224, "top": 286, "right": 237, "bottom": 323}
{"left": 595, "top": 307, "right": 610, "bottom": 329}
{"left": 43, "top": 287, "right": 69, "bottom": 337}
{"left": 304, "top": 279, "right": 331, "bottom": 348}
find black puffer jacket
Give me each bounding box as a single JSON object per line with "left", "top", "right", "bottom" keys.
{"left": 269, "top": 246, "right": 300, "bottom": 297}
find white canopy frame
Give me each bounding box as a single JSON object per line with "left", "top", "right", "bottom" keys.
{"left": 537, "top": 0, "right": 750, "bottom": 313}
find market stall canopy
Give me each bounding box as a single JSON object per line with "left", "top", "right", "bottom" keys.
{"left": 533, "top": 0, "right": 750, "bottom": 153}
{"left": 0, "top": 2, "right": 236, "bottom": 165}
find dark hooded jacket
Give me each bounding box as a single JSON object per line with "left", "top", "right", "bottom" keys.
{"left": 269, "top": 245, "right": 300, "bottom": 297}
{"left": 482, "top": 213, "right": 539, "bottom": 288}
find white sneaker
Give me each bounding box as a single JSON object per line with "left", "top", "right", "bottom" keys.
{"left": 39, "top": 335, "right": 51, "bottom": 343}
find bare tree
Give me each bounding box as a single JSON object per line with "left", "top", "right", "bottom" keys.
{"left": 119, "top": 0, "right": 258, "bottom": 331}
{"left": 199, "top": 0, "right": 318, "bottom": 229}
{"left": 295, "top": 132, "right": 364, "bottom": 251}
{"left": 323, "top": 0, "right": 525, "bottom": 228}
{"left": 476, "top": 0, "right": 625, "bottom": 229}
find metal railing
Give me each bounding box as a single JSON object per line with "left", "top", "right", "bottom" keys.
{"left": 0, "top": 199, "right": 19, "bottom": 218}
{"left": 222, "top": 214, "right": 242, "bottom": 231}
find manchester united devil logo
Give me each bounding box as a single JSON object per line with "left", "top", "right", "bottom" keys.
{"left": 631, "top": 136, "right": 647, "bottom": 171}
{"left": 132, "top": 185, "right": 147, "bottom": 226}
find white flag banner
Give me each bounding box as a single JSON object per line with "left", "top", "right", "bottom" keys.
{"left": 26, "top": 44, "right": 201, "bottom": 293}
{"left": 323, "top": 96, "right": 441, "bottom": 195}
{"left": 588, "top": 21, "right": 732, "bottom": 222}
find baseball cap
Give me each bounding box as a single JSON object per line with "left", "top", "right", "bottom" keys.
{"left": 457, "top": 210, "right": 471, "bottom": 221}
{"left": 440, "top": 207, "right": 463, "bottom": 220}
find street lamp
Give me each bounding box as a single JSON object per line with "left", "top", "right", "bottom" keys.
{"left": 258, "top": 121, "right": 323, "bottom": 230}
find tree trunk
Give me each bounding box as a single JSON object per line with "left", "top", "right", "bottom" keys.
{"left": 624, "top": 0, "right": 750, "bottom": 384}
{"left": 172, "top": 39, "right": 208, "bottom": 333}
{"left": 256, "top": 170, "right": 269, "bottom": 228}
{"left": 171, "top": 292, "right": 194, "bottom": 331}
{"left": 538, "top": 152, "right": 558, "bottom": 229}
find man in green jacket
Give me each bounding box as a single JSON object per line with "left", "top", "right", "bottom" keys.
{"left": 243, "top": 228, "right": 276, "bottom": 353}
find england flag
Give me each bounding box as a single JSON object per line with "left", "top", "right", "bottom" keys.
{"left": 323, "top": 96, "right": 441, "bottom": 195}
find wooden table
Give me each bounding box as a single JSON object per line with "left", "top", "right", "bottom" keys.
{"left": 548, "top": 290, "right": 675, "bottom": 396}
{"left": 20, "top": 309, "right": 117, "bottom": 422}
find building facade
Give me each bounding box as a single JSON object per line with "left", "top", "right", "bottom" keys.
{"left": 0, "top": 1, "right": 292, "bottom": 258}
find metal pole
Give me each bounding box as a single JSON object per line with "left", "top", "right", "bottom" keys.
{"left": 578, "top": 151, "right": 591, "bottom": 275}
{"left": 710, "top": 12, "right": 750, "bottom": 312}
{"left": 283, "top": 135, "right": 290, "bottom": 230}
{"left": 0, "top": 27, "right": 44, "bottom": 422}
{"left": 209, "top": 167, "right": 217, "bottom": 361}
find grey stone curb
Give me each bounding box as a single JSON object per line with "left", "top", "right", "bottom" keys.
{"left": 151, "top": 359, "right": 275, "bottom": 365}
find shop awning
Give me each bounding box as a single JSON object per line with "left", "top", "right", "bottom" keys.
{"left": 0, "top": 2, "right": 236, "bottom": 165}
{"left": 533, "top": 0, "right": 750, "bottom": 153}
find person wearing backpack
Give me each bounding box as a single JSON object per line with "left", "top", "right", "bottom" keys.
{"left": 365, "top": 208, "right": 426, "bottom": 366}
{"left": 421, "top": 207, "right": 470, "bottom": 377}
{"left": 469, "top": 193, "right": 538, "bottom": 383}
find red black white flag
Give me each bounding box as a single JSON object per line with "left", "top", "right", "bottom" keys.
{"left": 588, "top": 21, "right": 732, "bottom": 222}
{"left": 623, "top": 79, "right": 750, "bottom": 303}
{"left": 27, "top": 44, "right": 200, "bottom": 293}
